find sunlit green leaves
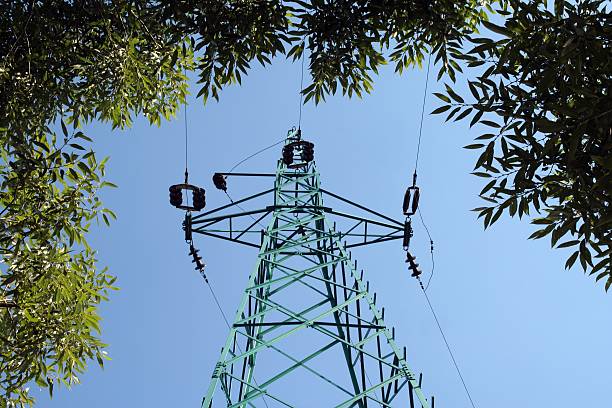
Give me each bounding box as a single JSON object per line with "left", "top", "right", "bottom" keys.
{"left": 0, "top": 1, "right": 190, "bottom": 404}
{"left": 0, "top": 124, "right": 118, "bottom": 404}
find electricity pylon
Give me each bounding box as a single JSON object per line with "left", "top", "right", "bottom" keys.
{"left": 183, "top": 129, "right": 435, "bottom": 407}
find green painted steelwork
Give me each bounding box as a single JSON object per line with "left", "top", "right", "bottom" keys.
{"left": 198, "top": 130, "right": 433, "bottom": 407}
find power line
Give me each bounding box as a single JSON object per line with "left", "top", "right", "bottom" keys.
{"left": 297, "top": 39, "right": 306, "bottom": 130}
{"left": 417, "top": 208, "right": 435, "bottom": 291}
{"left": 181, "top": 63, "right": 271, "bottom": 404}
{"left": 224, "top": 136, "right": 287, "bottom": 229}
{"left": 414, "top": 53, "right": 432, "bottom": 177}
{"left": 410, "top": 54, "right": 475, "bottom": 407}
{"left": 224, "top": 191, "right": 267, "bottom": 230}
{"left": 419, "top": 283, "right": 477, "bottom": 408}
{"left": 184, "top": 68, "right": 190, "bottom": 208}
{"left": 408, "top": 53, "right": 436, "bottom": 290}
{"left": 228, "top": 138, "right": 285, "bottom": 174}
{"left": 184, "top": 86, "right": 188, "bottom": 179}
{"left": 203, "top": 276, "right": 272, "bottom": 408}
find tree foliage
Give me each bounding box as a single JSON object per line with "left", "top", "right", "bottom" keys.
{"left": 433, "top": 0, "right": 611, "bottom": 288}
{"left": 164, "top": 0, "right": 489, "bottom": 103}
{"left": 1, "top": 1, "right": 189, "bottom": 405}
{"left": 1, "top": 0, "right": 610, "bottom": 405}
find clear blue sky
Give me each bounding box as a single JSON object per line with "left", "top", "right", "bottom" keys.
{"left": 34, "top": 56, "right": 611, "bottom": 407}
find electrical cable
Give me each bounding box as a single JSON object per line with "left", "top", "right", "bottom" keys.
{"left": 224, "top": 40, "right": 304, "bottom": 177}
{"left": 409, "top": 53, "right": 436, "bottom": 291}
{"left": 407, "top": 53, "right": 477, "bottom": 408}
{"left": 297, "top": 39, "right": 306, "bottom": 131}
{"left": 180, "top": 67, "right": 271, "bottom": 406}
{"left": 188, "top": 239, "right": 271, "bottom": 407}
{"left": 224, "top": 191, "right": 268, "bottom": 231}
{"left": 227, "top": 138, "right": 286, "bottom": 174}
{"left": 223, "top": 136, "right": 289, "bottom": 228}
{"left": 417, "top": 208, "right": 435, "bottom": 291}
{"left": 183, "top": 68, "right": 190, "bottom": 206}
{"left": 413, "top": 53, "right": 432, "bottom": 178}
{"left": 184, "top": 81, "right": 188, "bottom": 180}
{"left": 419, "top": 283, "right": 478, "bottom": 408}
{"left": 203, "top": 274, "right": 271, "bottom": 408}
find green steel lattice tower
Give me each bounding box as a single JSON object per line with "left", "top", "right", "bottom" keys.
{"left": 187, "top": 130, "right": 435, "bottom": 408}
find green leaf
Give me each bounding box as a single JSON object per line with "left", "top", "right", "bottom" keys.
{"left": 433, "top": 92, "right": 451, "bottom": 103}
{"left": 557, "top": 240, "right": 579, "bottom": 249}
{"left": 69, "top": 143, "right": 86, "bottom": 151}
{"left": 480, "top": 120, "right": 501, "bottom": 128}
{"left": 431, "top": 105, "right": 451, "bottom": 115}
{"left": 455, "top": 108, "right": 473, "bottom": 121}
{"left": 464, "top": 143, "right": 485, "bottom": 149}
{"left": 445, "top": 85, "right": 465, "bottom": 103}
{"left": 77, "top": 162, "right": 90, "bottom": 174}
{"left": 469, "top": 110, "right": 484, "bottom": 127}
{"left": 61, "top": 120, "right": 68, "bottom": 137}
{"left": 490, "top": 207, "right": 503, "bottom": 225}
{"left": 565, "top": 251, "right": 579, "bottom": 269}
{"left": 482, "top": 20, "right": 512, "bottom": 37}
{"left": 75, "top": 132, "right": 93, "bottom": 142}
{"left": 480, "top": 179, "right": 496, "bottom": 195}
{"left": 579, "top": 241, "right": 593, "bottom": 268}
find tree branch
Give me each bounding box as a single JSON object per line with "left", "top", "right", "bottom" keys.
{"left": 0, "top": 298, "right": 17, "bottom": 308}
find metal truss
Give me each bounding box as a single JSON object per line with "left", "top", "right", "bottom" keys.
{"left": 192, "top": 135, "right": 434, "bottom": 408}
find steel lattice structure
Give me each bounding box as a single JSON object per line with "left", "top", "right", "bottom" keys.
{"left": 184, "top": 130, "right": 435, "bottom": 408}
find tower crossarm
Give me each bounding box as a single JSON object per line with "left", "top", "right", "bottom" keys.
{"left": 187, "top": 182, "right": 407, "bottom": 251}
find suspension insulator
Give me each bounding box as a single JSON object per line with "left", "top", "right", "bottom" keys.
{"left": 301, "top": 141, "right": 314, "bottom": 162}
{"left": 412, "top": 188, "right": 420, "bottom": 213}
{"left": 169, "top": 185, "right": 183, "bottom": 207}
{"left": 189, "top": 244, "right": 205, "bottom": 272}
{"left": 169, "top": 183, "right": 206, "bottom": 211}
{"left": 192, "top": 187, "right": 206, "bottom": 211}
{"left": 406, "top": 252, "right": 422, "bottom": 278}
{"left": 402, "top": 186, "right": 420, "bottom": 216}
{"left": 212, "top": 173, "right": 227, "bottom": 192}
{"left": 282, "top": 145, "right": 294, "bottom": 165}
